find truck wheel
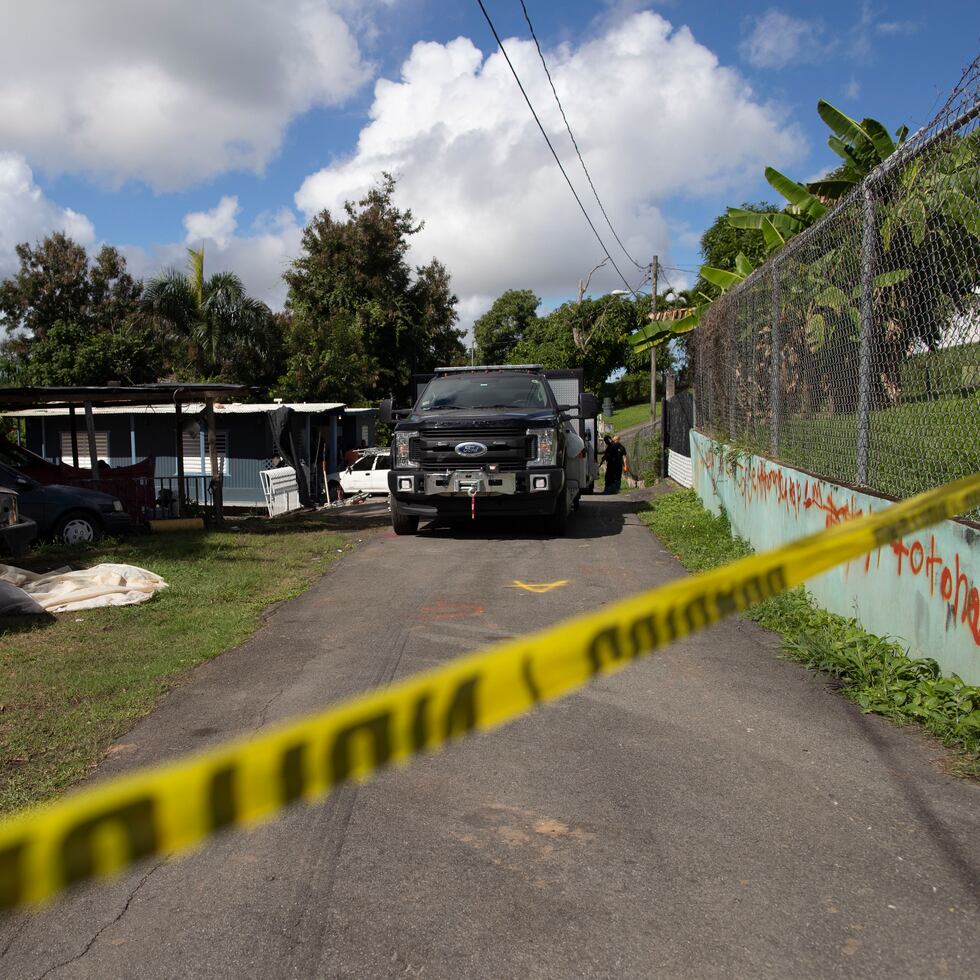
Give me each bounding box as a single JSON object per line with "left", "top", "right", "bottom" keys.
{"left": 546, "top": 487, "right": 569, "bottom": 536}
{"left": 391, "top": 499, "right": 419, "bottom": 536}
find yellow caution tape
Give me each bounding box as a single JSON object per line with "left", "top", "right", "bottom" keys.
{"left": 2, "top": 473, "right": 979, "bottom": 911}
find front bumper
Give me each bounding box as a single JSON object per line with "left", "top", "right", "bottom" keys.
{"left": 102, "top": 512, "right": 133, "bottom": 535}
{"left": 0, "top": 518, "right": 38, "bottom": 558}
{"left": 389, "top": 466, "right": 564, "bottom": 518}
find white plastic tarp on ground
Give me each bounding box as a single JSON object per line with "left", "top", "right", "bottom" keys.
{"left": 0, "top": 564, "right": 168, "bottom": 615}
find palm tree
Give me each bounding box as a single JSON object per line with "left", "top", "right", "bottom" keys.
{"left": 142, "top": 248, "right": 274, "bottom": 380}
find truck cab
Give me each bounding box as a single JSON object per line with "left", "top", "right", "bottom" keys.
{"left": 381, "top": 365, "right": 598, "bottom": 536}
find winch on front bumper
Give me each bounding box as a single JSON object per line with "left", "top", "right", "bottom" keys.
{"left": 388, "top": 466, "right": 565, "bottom": 517}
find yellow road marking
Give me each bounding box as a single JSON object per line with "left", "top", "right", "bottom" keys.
{"left": 510, "top": 580, "right": 569, "bottom": 594}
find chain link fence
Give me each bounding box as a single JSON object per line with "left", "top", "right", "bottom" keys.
{"left": 619, "top": 420, "right": 661, "bottom": 486}
{"left": 694, "top": 57, "right": 980, "bottom": 508}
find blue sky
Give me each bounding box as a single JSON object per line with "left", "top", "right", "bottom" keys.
{"left": 1, "top": 1, "right": 977, "bottom": 331}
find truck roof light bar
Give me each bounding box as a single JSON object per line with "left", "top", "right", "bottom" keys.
{"left": 433, "top": 364, "right": 543, "bottom": 374}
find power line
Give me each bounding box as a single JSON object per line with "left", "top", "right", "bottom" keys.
{"left": 518, "top": 0, "right": 645, "bottom": 273}
{"left": 474, "top": 0, "right": 642, "bottom": 297}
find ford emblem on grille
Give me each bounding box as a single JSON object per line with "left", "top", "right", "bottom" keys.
{"left": 454, "top": 441, "right": 488, "bottom": 457}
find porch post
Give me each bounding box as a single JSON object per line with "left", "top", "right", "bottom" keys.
{"left": 174, "top": 402, "right": 186, "bottom": 518}
{"left": 84, "top": 401, "right": 99, "bottom": 489}
{"left": 68, "top": 403, "right": 80, "bottom": 468}
{"left": 205, "top": 398, "right": 223, "bottom": 524}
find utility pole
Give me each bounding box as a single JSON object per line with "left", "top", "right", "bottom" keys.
{"left": 650, "top": 255, "right": 658, "bottom": 424}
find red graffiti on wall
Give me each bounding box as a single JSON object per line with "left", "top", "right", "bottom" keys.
{"left": 890, "top": 537, "right": 980, "bottom": 644}
{"left": 698, "top": 446, "right": 864, "bottom": 528}
{"left": 696, "top": 442, "right": 979, "bottom": 647}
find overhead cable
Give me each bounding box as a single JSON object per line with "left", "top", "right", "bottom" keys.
{"left": 474, "top": 0, "right": 642, "bottom": 296}
{"left": 518, "top": 0, "right": 646, "bottom": 273}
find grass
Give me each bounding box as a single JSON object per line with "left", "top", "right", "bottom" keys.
{"left": 0, "top": 513, "right": 352, "bottom": 815}
{"left": 606, "top": 401, "right": 660, "bottom": 433}
{"left": 642, "top": 490, "right": 980, "bottom": 779}
{"left": 741, "top": 391, "right": 980, "bottom": 503}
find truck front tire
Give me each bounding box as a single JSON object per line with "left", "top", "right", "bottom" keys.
{"left": 391, "top": 498, "right": 419, "bottom": 535}
{"left": 546, "top": 487, "right": 569, "bottom": 536}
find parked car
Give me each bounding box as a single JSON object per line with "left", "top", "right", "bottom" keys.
{"left": 0, "top": 486, "right": 38, "bottom": 558}
{"left": 0, "top": 462, "right": 131, "bottom": 545}
{"left": 339, "top": 449, "right": 391, "bottom": 496}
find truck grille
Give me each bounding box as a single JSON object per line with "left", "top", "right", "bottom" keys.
{"left": 410, "top": 428, "right": 531, "bottom": 472}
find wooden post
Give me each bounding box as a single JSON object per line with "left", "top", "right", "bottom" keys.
{"left": 174, "top": 402, "right": 185, "bottom": 518}
{"left": 84, "top": 401, "right": 99, "bottom": 489}
{"left": 68, "top": 404, "right": 80, "bottom": 469}
{"left": 205, "top": 398, "right": 223, "bottom": 524}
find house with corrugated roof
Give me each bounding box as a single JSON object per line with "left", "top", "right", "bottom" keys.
{"left": 9, "top": 402, "right": 377, "bottom": 508}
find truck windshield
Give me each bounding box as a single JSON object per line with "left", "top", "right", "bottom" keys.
{"left": 417, "top": 375, "right": 550, "bottom": 411}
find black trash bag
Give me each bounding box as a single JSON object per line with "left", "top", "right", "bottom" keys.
{"left": 267, "top": 406, "right": 312, "bottom": 507}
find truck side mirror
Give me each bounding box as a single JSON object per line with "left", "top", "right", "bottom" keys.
{"left": 579, "top": 393, "right": 599, "bottom": 418}
{"left": 379, "top": 398, "right": 394, "bottom": 425}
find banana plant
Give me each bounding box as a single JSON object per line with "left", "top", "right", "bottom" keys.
{"left": 629, "top": 254, "right": 759, "bottom": 354}
{"left": 630, "top": 310, "right": 700, "bottom": 354}
{"left": 803, "top": 266, "right": 910, "bottom": 353}
{"left": 727, "top": 168, "right": 828, "bottom": 250}
{"left": 807, "top": 101, "right": 909, "bottom": 201}
{"left": 880, "top": 128, "right": 980, "bottom": 250}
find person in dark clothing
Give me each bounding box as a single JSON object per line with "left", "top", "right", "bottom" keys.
{"left": 600, "top": 435, "right": 612, "bottom": 492}
{"left": 602, "top": 435, "right": 628, "bottom": 494}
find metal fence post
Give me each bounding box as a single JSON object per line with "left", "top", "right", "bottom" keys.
{"left": 770, "top": 260, "right": 781, "bottom": 457}
{"left": 856, "top": 184, "right": 875, "bottom": 486}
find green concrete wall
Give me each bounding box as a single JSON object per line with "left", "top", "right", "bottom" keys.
{"left": 691, "top": 432, "right": 980, "bottom": 685}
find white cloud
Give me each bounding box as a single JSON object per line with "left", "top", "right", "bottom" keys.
{"left": 875, "top": 20, "right": 921, "bottom": 36}
{"left": 0, "top": 165, "right": 299, "bottom": 309}
{"left": 296, "top": 12, "right": 803, "bottom": 318}
{"left": 843, "top": 77, "right": 861, "bottom": 100}
{"left": 0, "top": 153, "right": 95, "bottom": 280}
{"left": 125, "top": 207, "right": 304, "bottom": 311}
{"left": 184, "top": 196, "right": 241, "bottom": 249}
{"left": 0, "top": 0, "right": 375, "bottom": 190}
{"left": 739, "top": 9, "right": 825, "bottom": 69}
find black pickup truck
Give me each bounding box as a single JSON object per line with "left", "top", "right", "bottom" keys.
{"left": 381, "top": 365, "right": 598, "bottom": 536}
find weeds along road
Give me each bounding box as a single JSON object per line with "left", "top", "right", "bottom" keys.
{"left": 3, "top": 490, "right": 978, "bottom": 979}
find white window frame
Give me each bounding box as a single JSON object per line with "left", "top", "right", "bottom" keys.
{"left": 182, "top": 430, "right": 230, "bottom": 476}
{"left": 60, "top": 431, "right": 109, "bottom": 468}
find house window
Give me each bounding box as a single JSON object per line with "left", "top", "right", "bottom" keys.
{"left": 181, "top": 431, "right": 229, "bottom": 475}
{"left": 60, "top": 431, "right": 109, "bottom": 468}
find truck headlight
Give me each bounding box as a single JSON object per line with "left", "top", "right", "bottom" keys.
{"left": 393, "top": 431, "right": 419, "bottom": 469}
{"left": 527, "top": 427, "right": 558, "bottom": 467}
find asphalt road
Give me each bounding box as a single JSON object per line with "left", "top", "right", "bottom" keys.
{"left": 2, "top": 492, "right": 978, "bottom": 979}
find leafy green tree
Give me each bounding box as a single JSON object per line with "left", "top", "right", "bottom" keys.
{"left": 0, "top": 233, "right": 154, "bottom": 384}
{"left": 21, "top": 320, "right": 163, "bottom": 386}
{"left": 508, "top": 293, "right": 649, "bottom": 392}
{"left": 0, "top": 233, "right": 93, "bottom": 343}
{"left": 280, "top": 310, "right": 374, "bottom": 404}
{"left": 142, "top": 248, "right": 280, "bottom": 382}
{"left": 473, "top": 289, "right": 540, "bottom": 363}
{"left": 282, "top": 174, "right": 464, "bottom": 403}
